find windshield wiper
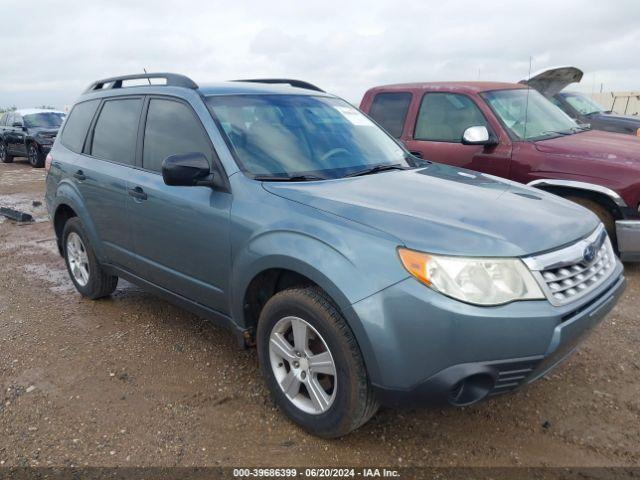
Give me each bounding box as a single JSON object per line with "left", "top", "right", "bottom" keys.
{"left": 253, "top": 174, "right": 326, "bottom": 182}
{"left": 344, "top": 163, "right": 408, "bottom": 178}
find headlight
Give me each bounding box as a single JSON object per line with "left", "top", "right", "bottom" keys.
{"left": 398, "top": 248, "right": 544, "bottom": 306}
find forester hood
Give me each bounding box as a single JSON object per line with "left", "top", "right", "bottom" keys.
{"left": 263, "top": 163, "right": 599, "bottom": 258}
{"left": 520, "top": 66, "right": 584, "bottom": 97}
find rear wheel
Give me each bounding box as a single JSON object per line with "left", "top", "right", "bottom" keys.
{"left": 27, "top": 143, "right": 44, "bottom": 168}
{"left": 62, "top": 217, "right": 118, "bottom": 299}
{"left": 0, "top": 142, "right": 13, "bottom": 163}
{"left": 257, "top": 287, "right": 378, "bottom": 438}
{"left": 565, "top": 196, "right": 617, "bottom": 250}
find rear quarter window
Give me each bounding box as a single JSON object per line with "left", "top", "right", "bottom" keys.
{"left": 61, "top": 100, "right": 100, "bottom": 153}
{"left": 368, "top": 92, "right": 412, "bottom": 138}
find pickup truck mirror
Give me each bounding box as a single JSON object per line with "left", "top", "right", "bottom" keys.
{"left": 461, "top": 126, "right": 495, "bottom": 145}
{"left": 162, "top": 152, "right": 216, "bottom": 187}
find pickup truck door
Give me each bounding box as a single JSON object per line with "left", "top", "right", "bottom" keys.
{"left": 402, "top": 92, "right": 512, "bottom": 178}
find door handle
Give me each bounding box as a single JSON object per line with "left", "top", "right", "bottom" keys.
{"left": 73, "top": 170, "right": 86, "bottom": 181}
{"left": 128, "top": 186, "right": 148, "bottom": 201}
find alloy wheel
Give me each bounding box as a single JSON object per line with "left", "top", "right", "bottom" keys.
{"left": 66, "top": 232, "right": 90, "bottom": 286}
{"left": 28, "top": 145, "right": 38, "bottom": 166}
{"left": 269, "top": 316, "right": 337, "bottom": 415}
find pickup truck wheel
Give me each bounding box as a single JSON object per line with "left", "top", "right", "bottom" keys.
{"left": 62, "top": 218, "right": 118, "bottom": 299}
{"left": 27, "top": 143, "right": 44, "bottom": 168}
{"left": 0, "top": 142, "right": 13, "bottom": 163}
{"left": 257, "top": 287, "right": 379, "bottom": 438}
{"left": 565, "top": 196, "right": 618, "bottom": 251}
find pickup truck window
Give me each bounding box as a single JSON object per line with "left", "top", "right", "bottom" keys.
{"left": 368, "top": 92, "right": 412, "bottom": 138}
{"left": 483, "top": 89, "right": 579, "bottom": 141}
{"left": 61, "top": 100, "right": 100, "bottom": 154}
{"left": 206, "top": 94, "right": 408, "bottom": 179}
{"left": 414, "top": 93, "right": 487, "bottom": 142}
{"left": 91, "top": 98, "right": 142, "bottom": 165}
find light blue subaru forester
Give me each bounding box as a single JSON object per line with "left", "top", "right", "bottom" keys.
{"left": 45, "top": 73, "right": 626, "bottom": 437}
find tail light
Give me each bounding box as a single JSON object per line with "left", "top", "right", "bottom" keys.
{"left": 45, "top": 153, "right": 53, "bottom": 173}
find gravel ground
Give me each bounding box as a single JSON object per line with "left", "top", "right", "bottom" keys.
{"left": 0, "top": 160, "right": 639, "bottom": 468}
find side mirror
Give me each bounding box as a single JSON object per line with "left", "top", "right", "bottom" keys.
{"left": 462, "top": 126, "right": 497, "bottom": 146}
{"left": 162, "top": 152, "right": 215, "bottom": 187}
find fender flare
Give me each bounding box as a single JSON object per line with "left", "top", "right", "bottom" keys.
{"left": 230, "top": 231, "right": 382, "bottom": 379}
{"left": 51, "top": 181, "right": 106, "bottom": 260}
{"left": 527, "top": 179, "right": 627, "bottom": 207}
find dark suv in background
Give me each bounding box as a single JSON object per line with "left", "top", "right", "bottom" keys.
{"left": 0, "top": 108, "right": 66, "bottom": 167}
{"left": 521, "top": 66, "right": 640, "bottom": 136}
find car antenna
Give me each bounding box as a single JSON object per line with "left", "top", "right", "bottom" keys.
{"left": 143, "top": 68, "right": 152, "bottom": 85}
{"left": 523, "top": 56, "right": 532, "bottom": 140}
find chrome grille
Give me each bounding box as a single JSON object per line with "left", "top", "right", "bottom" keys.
{"left": 523, "top": 224, "right": 617, "bottom": 306}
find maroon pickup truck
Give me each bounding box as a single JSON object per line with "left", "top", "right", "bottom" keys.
{"left": 360, "top": 81, "right": 640, "bottom": 261}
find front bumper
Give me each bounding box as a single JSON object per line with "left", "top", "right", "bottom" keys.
{"left": 616, "top": 220, "right": 640, "bottom": 262}
{"left": 346, "top": 262, "right": 625, "bottom": 408}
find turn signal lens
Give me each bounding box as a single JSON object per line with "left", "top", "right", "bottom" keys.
{"left": 398, "top": 248, "right": 431, "bottom": 286}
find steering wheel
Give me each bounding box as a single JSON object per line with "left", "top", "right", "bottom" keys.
{"left": 320, "top": 148, "right": 350, "bottom": 164}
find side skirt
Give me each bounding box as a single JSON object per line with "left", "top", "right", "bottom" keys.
{"left": 103, "top": 264, "right": 248, "bottom": 348}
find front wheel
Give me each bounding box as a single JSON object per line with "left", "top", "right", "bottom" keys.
{"left": 0, "top": 142, "right": 13, "bottom": 163}
{"left": 62, "top": 217, "right": 118, "bottom": 299}
{"left": 27, "top": 143, "right": 44, "bottom": 168}
{"left": 257, "top": 287, "right": 378, "bottom": 438}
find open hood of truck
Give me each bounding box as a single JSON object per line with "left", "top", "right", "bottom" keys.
{"left": 519, "top": 66, "right": 583, "bottom": 97}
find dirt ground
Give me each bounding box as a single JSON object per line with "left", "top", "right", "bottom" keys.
{"left": 0, "top": 160, "right": 639, "bottom": 468}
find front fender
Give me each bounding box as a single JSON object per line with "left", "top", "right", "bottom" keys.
{"left": 230, "top": 229, "right": 398, "bottom": 383}
{"left": 51, "top": 180, "right": 106, "bottom": 261}
{"left": 231, "top": 230, "right": 366, "bottom": 322}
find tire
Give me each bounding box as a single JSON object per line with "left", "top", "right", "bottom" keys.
{"left": 27, "top": 143, "right": 44, "bottom": 168}
{"left": 0, "top": 142, "right": 13, "bottom": 163}
{"left": 565, "top": 195, "right": 618, "bottom": 251}
{"left": 257, "top": 287, "right": 379, "bottom": 438}
{"left": 62, "top": 217, "right": 118, "bottom": 299}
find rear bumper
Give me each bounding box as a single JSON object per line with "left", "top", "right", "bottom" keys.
{"left": 616, "top": 220, "right": 640, "bottom": 262}
{"left": 348, "top": 265, "right": 625, "bottom": 409}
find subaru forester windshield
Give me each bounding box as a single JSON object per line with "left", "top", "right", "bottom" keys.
{"left": 483, "top": 89, "right": 582, "bottom": 141}
{"left": 206, "top": 95, "right": 409, "bottom": 179}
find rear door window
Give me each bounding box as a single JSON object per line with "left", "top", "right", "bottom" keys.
{"left": 142, "top": 98, "right": 212, "bottom": 173}
{"left": 368, "top": 92, "right": 412, "bottom": 138}
{"left": 415, "top": 93, "right": 488, "bottom": 142}
{"left": 61, "top": 100, "right": 100, "bottom": 153}
{"left": 91, "top": 98, "right": 142, "bottom": 165}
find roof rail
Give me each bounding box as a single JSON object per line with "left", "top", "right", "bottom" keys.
{"left": 232, "top": 78, "right": 325, "bottom": 92}
{"left": 84, "top": 73, "right": 198, "bottom": 94}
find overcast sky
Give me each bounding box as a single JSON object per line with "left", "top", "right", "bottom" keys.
{"left": 1, "top": 0, "right": 639, "bottom": 109}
